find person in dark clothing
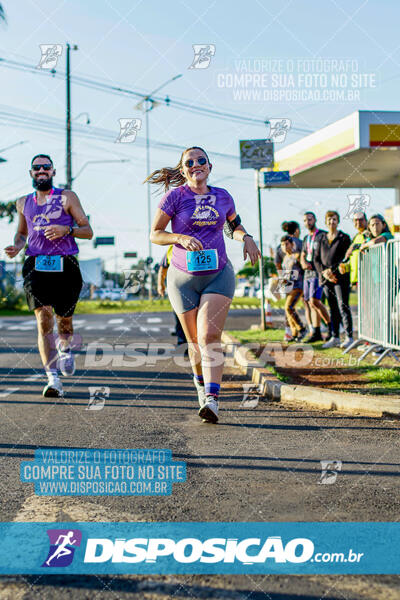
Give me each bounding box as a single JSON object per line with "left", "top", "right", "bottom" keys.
{"left": 300, "top": 211, "right": 330, "bottom": 342}
{"left": 314, "top": 210, "right": 353, "bottom": 349}
{"left": 157, "top": 245, "right": 187, "bottom": 345}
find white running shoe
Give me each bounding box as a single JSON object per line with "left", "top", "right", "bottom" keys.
{"left": 56, "top": 341, "right": 76, "bottom": 376}
{"left": 43, "top": 379, "right": 64, "bottom": 398}
{"left": 198, "top": 396, "right": 219, "bottom": 423}
{"left": 322, "top": 337, "right": 341, "bottom": 349}
{"left": 340, "top": 336, "right": 354, "bottom": 349}
{"left": 193, "top": 377, "right": 207, "bottom": 408}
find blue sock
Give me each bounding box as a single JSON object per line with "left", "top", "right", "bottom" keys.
{"left": 205, "top": 382, "right": 220, "bottom": 397}
{"left": 194, "top": 374, "right": 204, "bottom": 385}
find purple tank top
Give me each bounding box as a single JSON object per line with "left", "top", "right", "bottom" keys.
{"left": 24, "top": 188, "right": 79, "bottom": 256}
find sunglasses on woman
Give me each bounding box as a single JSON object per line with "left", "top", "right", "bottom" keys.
{"left": 184, "top": 157, "right": 208, "bottom": 168}
{"left": 31, "top": 164, "right": 53, "bottom": 171}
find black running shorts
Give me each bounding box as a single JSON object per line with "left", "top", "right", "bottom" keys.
{"left": 22, "top": 255, "right": 83, "bottom": 317}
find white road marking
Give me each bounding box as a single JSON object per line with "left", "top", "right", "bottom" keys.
{"left": 147, "top": 317, "right": 162, "bottom": 323}
{"left": 0, "top": 387, "right": 20, "bottom": 398}
{"left": 140, "top": 327, "right": 160, "bottom": 332}
{"left": 7, "top": 325, "right": 35, "bottom": 330}
{"left": 85, "top": 325, "right": 106, "bottom": 330}
{"left": 113, "top": 326, "right": 131, "bottom": 331}
{"left": 108, "top": 318, "right": 124, "bottom": 324}
{"left": 23, "top": 374, "right": 42, "bottom": 382}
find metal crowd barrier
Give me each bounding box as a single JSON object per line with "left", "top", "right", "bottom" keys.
{"left": 344, "top": 239, "right": 400, "bottom": 365}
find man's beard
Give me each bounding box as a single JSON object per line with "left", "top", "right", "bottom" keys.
{"left": 32, "top": 176, "right": 53, "bottom": 191}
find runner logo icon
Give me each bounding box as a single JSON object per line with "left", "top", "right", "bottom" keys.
{"left": 42, "top": 529, "right": 82, "bottom": 567}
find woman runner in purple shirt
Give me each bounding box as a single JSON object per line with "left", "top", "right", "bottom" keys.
{"left": 148, "top": 146, "right": 260, "bottom": 423}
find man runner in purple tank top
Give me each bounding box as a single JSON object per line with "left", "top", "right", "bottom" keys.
{"left": 4, "top": 154, "right": 93, "bottom": 398}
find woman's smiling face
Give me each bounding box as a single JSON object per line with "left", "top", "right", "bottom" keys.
{"left": 181, "top": 149, "right": 211, "bottom": 186}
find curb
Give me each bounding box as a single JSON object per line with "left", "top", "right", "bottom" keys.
{"left": 221, "top": 332, "right": 400, "bottom": 418}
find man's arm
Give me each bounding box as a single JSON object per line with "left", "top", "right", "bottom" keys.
{"left": 4, "top": 196, "right": 28, "bottom": 258}
{"left": 43, "top": 190, "right": 93, "bottom": 241}
{"left": 64, "top": 190, "right": 93, "bottom": 239}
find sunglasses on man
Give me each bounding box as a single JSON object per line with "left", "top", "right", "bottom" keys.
{"left": 31, "top": 164, "right": 53, "bottom": 171}
{"left": 184, "top": 157, "right": 208, "bottom": 168}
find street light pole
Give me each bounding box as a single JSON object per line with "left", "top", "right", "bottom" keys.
{"left": 136, "top": 74, "right": 182, "bottom": 302}
{"left": 72, "top": 159, "right": 130, "bottom": 182}
{"left": 145, "top": 106, "right": 151, "bottom": 259}
{"left": 66, "top": 43, "right": 78, "bottom": 190}
{"left": 256, "top": 169, "right": 266, "bottom": 331}
{"left": 136, "top": 74, "right": 183, "bottom": 261}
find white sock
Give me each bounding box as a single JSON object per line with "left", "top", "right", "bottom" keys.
{"left": 45, "top": 368, "right": 59, "bottom": 383}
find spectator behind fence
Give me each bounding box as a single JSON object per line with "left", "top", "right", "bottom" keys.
{"left": 339, "top": 211, "right": 368, "bottom": 285}
{"left": 314, "top": 210, "right": 353, "bottom": 349}
{"left": 280, "top": 235, "right": 306, "bottom": 342}
{"left": 360, "top": 214, "right": 394, "bottom": 252}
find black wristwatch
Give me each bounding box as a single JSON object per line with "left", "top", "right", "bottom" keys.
{"left": 243, "top": 234, "right": 253, "bottom": 242}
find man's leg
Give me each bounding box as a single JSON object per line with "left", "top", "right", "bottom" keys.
{"left": 310, "top": 297, "right": 330, "bottom": 327}
{"left": 35, "top": 306, "right": 56, "bottom": 368}
{"left": 322, "top": 283, "right": 341, "bottom": 348}
{"left": 55, "top": 315, "right": 76, "bottom": 376}
{"left": 285, "top": 289, "right": 305, "bottom": 338}
{"left": 304, "top": 299, "right": 312, "bottom": 332}
{"left": 335, "top": 277, "right": 353, "bottom": 339}
{"left": 56, "top": 315, "right": 74, "bottom": 348}
{"left": 34, "top": 306, "right": 63, "bottom": 397}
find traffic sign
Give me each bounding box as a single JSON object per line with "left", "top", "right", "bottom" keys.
{"left": 124, "top": 252, "right": 137, "bottom": 258}
{"left": 239, "top": 139, "right": 274, "bottom": 169}
{"left": 94, "top": 236, "right": 115, "bottom": 248}
{"left": 262, "top": 171, "right": 291, "bottom": 186}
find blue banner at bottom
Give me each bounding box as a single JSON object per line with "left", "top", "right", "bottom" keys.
{"left": 0, "top": 522, "right": 398, "bottom": 574}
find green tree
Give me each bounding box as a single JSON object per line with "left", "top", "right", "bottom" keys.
{"left": 0, "top": 200, "right": 17, "bottom": 222}
{"left": 237, "top": 256, "right": 276, "bottom": 279}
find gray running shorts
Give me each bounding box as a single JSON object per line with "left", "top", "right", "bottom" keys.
{"left": 167, "top": 260, "right": 236, "bottom": 314}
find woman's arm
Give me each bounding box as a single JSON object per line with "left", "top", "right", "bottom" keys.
{"left": 359, "top": 234, "right": 389, "bottom": 252}
{"left": 150, "top": 208, "right": 203, "bottom": 250}
{"left": 226, "top": 212, "right": 260, "bottom": 265}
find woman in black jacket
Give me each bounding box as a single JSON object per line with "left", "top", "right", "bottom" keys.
{"left": 314, "top": 210, "right": 353, "bottom": 349}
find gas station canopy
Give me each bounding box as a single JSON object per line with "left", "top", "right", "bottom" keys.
{"left": 264, "top": 111, "right": 400, "bottom": 188}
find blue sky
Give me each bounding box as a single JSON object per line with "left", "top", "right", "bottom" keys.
{"left": 0, "top": 0, "right": 399, "bottom": 271}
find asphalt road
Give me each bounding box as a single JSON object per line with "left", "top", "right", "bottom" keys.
{"left": 0, "top": 310, "right": 399, "bottom": 600}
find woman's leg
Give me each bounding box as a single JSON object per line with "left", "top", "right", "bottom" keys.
{"left": 175, "top": 308, "right": 202, "bottom": 376}
{"left": 197, "top": 293, "right": 232, "bottom": 391}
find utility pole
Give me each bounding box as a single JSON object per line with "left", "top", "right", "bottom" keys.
{"left": 145, "top": 105, "right": 151, "bottom": 259}
{"left": 66, "top": 43, "right": 78, "bottom": 189}
{"left": 256, "top": 170, "right": 266, "bottom": 330}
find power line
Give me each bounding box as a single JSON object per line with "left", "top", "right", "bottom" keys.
{"left": 0, "top": 56, "right": 312, "bottom": 133}
{"left": 0, "top": 106, "right": 239, "bottom": 159}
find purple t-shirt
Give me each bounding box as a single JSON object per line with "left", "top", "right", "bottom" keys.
{"left": 158, "top": 184, "right": 236, "bottom": 275}
{"left": 23, "top": 188, "right": 79, "bottom": 256}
